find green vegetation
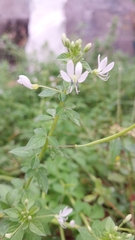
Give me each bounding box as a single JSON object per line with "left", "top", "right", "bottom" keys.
{"left": 0, "top": 35, "right": 135, "bottom": 239}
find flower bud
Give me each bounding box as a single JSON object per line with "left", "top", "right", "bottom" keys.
{"left": 114, "top": 226, "right": 118, "bottom": 231}
{"left": 65, "top": 38, "right": 70, "bottom": 48}
{"left": 83, "top": 43, "right": 92, "bottom": 53}
{"left": 126, "top": 234, "right": 132, "bottom": 238}
{"left": 61, "top": 33, "right": 67, "bottom": 46}
{"left": 123, "top": 214, "right": 132, "bottom": 223}
{"left": 70, "top": 220, "right": 75, "bottom": 227}
{"left": 28, "top": 215, "right": 32, "bottom": 220}
{"left": 24, "top": 199, "right": 29, "bottom": 205}
{"left": 5, "top": 233, "right": 13, "bottom": 239}
{"left": 75, "top": 39, "right": 82, "bottom": 47}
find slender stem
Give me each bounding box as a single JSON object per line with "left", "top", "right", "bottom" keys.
{"left": 39, "top": 102, "right": 64, "bottom": 161}
{"left": 59, "top": 226, "right": 66, "bottom": 240}
{"left": 118, "top": 227, "right": 135, "bottom": 233}
{"left": 38, "top": 85, "right": 61, "bottom": 92}
{"left": 75, "top": 123, "right": 135, "bottom": 148}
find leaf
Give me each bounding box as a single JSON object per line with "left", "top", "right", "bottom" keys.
{"left": 48, "top": 136, "right": 59, "bottom": 149}
{"left": 10, "top": 147, "right": 33, "bottom": 157}
{"left": 36, "top": 167, "right": 48, "bottom": 193}
{"left": 36, "top": 115, "right": 53, "bottom": 122}
{"left": 65, "top": 101, "right": 76, "bottom": 109}
{"left": 66, "top": 109, "right": 80, "bottom": 126}
{"left": 4, "top": 208, "right": 19, "bottom": 219}
{"left": 26, "top": 135, "right": 46, "bottom": 150}
{"left": 56, "top": 106, "right": 65, "bottom": 115}
{"left": 78, "top": 227, "right": 97, "bottom": 240}
{"left": 11, "top": 227, "right": 24, "bottom": 240}
{"left": 29, "top": 219, "right": 46, "bottom": 236}
{"left": 6, "top": 189, "right": 21, "bottom": 206}
{"left": 104, "top": 217, "right": 115, "bottom": 232}
{"left": 108, "top": 172, "right": 125, "bottom": 183}
{"left": 34, "top": 128, "right": 47, "bottom": 135}
{"left": 38, "top": 89, "right": 57, "bottom": 97}
{"left": 90, "top": 205, "right": 104, "bottom": 219}
{"left": 81, "top": 60, "right": 92, "bottom": 72}
{"left": 56, "top": 52, "right": 70, "bottom": 61}
{"left": 46, "top": 108, "right": 56, "bottom": 117}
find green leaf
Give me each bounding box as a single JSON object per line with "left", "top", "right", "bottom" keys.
{"left": 56, "top": 52, "right": 70, "bottom": 61}
{"left": 66, "top": 109, "right": 80, "bottom": 126}
{"left": 58, "top": 92, "right": 66, "bottom": 102}
{"left": 34, "top": 128, "right": 47, "bottom": 135}
{"left": 4, "top": 208, "right": 19, "bottom": 219}
{"left": 104, "top": 217, "right": 115, "bottom": 232}
{"left": 10, "top": 227, "right": 24, "bottom": 240}
{"left": 29, "top": 219, "right": 46, "bottom": 236}
{"left": 65, "top": 101, "right": 76, "bottom": 109}
{"left": 81, "top": 60, "right": 92, "bottom": 72}
{"left": 90, "top": 205, "right": 104, "bottom": 219}
{"left": 78, "top": 227, "right": 97, "bottom": 240}
{"left": 48, "top": 136, "right": 59, "bottom": 149}
{"left": 6, "top": 189, "right": 21, "bottom": 206}
{"left": 46, "top": 108, "right": 56, "bottom": 117}
{"left": 108, "top": 172, "right": 125, "bottom": 183}
{"left": 56, "top": 106, "right": 65, "bottom": 115}
{"left": 26, "top": 135, "right": 46, "bottom": 150}
{"left": 36, "top": 167, "right": 48, "bottom": 193}
{"left": 38, "top": 89, "right": 57, "bottom": 97}
{"left": 36, "top": 115, "right": 53, "bottom": 122}
{"left": 10, "top": 147, "right": 33, "bottom": 157}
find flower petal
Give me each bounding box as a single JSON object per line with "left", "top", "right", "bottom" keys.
{"left": 61, "top": 206, "right": 73, "bottom": 217}
{"left": 98, "top": 57, "right": 108, "bottom": 71}
{"left": 67, "top": 60, "right": 74, "bottom": 77}
{"left": 78, "top": 71, "right": 89, "bottom": 83}
{"left": 75, "top": 62, "right": 82, "bottom": 77}
{"left": 17, "top": 75, "right": 33, "bottom": 89}
{"left": 60, "top": 70, "right": 71, "bottom": 82}
{"left": 101, "top": 62, "right": 114, "bottom": 74}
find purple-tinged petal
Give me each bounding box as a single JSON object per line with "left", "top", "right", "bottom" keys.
{"left": 98, "top": 57, "right": 108, "bottom": 71}
{"left": 60, "top": 70, "right": 71, "bottom": 82}
{"left": 61, "top": 206, "right": 73, "bottom": 217}
{"left": 17, "top": 75, "right": 33, "bottom": 89}
{"left": 98, "top": 54, "right": 101, "bottom": 67}
{"left": 78, "top": 71, "right": 89, "bottom": 83}
{"left": 75, "top": 62, "right": 82, "bottom": 77}
{"left": 67, "top": 60, "right": 74, "bottom": 77}
{"left": 101, "top": 62, "right": 114, "bottom": 74}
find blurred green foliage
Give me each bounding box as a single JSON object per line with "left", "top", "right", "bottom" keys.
{"left": 0, "top": 34, "right": 135, "bottom": 239}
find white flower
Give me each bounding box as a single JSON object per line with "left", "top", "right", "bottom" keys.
{"left": 93, "top": 54, "right": 114, "bottom": 81}
{"left": 56, "top": 206, "right": 73, "bottom": 228}
{"left": 60, "top": 60, "right": 89, "bottom": 94}
{"left": 17, "top": 75, "right": 39, "bottom": 89}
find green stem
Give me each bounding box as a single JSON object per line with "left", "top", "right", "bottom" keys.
{"left": 38, "top": 85, "right": 61, "bottom": 92}
{"left": 75, "top": 123, "right": 135, "bottom": 148}
{"left": 118, "top": 227, "right": 135, "bottom": 233}
{"left": 59, "top": 226, "right": 66, "bottom": 240}
{"left": 39, "top": 102, "right": 64, "bottom": 161}
{"left": 0, "top": 175, "right": 13, "bottom": 181}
